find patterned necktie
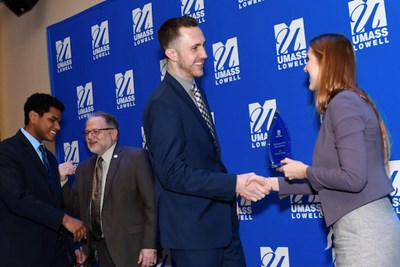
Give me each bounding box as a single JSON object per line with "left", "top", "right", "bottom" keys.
{"left": 91, "top": 156, "right": 103, "bottom": 240}
{"left": 39, "top": 144, "right": 54, "bottom": 192}
{"left": 191, "top": 84, "right": 217, "bottom": 145}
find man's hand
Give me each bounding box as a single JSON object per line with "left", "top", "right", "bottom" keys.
{"left": 58, "top": 161, "right": 75, "bottom": 182}
{"left": 74, "top": 247, "right": 87, "bottom": 266}
{"left": 62, "top": 214, "right": 87, "bottom": 242}
{"left": 236, "top": 173, "right": 270, "bottom": 202}
{"left": 138, "top": 248, "right": 157, "bottom": 267}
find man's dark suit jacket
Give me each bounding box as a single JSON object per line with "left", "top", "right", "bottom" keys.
{"left": 0, "top": 130, "right": 71, "bottom": 266}
{"left": 62, "top": 146, "right": 156, "bottom": 267}
{"left": 143, "top": 72, "right": 238, "bottom": 250}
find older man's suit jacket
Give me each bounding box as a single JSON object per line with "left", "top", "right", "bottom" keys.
{"left": 62, "top": 146, "right": 156, "bottom": 267}
{"left": 0, "top": 130, "right": 71, "bottom": 267}
{"left": 143, "top": 72, "right": 238, "bottom": 250}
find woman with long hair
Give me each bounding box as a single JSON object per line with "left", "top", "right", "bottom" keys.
{"left": 267, "top": 33, "right": 400, "bottom": 266}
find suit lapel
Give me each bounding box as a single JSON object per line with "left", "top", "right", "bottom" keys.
{"left": 165, "top": 73, "right": 221, "bottom": 152}
{"left": 16, "top": 131, "right": 56, "bottom": 197}
{"left": 103, "top": 146, "right": 121, "bottom": 201}
{"left": 83, "top": 156, "right": 97, "bottom": 224}
{"left": 87, "top": 155, "right": 97, "bottom": 197}
{"left": 47, "top": 148, "right": 62, "bottom": 202}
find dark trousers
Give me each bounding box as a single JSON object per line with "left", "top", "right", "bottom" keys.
{"left": 170, "top": 231, "right": 246, "bottom": 267}
{"left": 52, "top": 242, "right": 73, "bottom": 267}
{"left": 92, "top": 238, "right": 115, "bottom": 267}
{"left": 53, "top": 233, "right": 76, "bottom": 267}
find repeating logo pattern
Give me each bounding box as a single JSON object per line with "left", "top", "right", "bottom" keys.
{"left": 181, "top": 0, "right": 206, "bottom": 23}
{"left": 76, "top": 82, "right": 95, "bottom": 120}
{"left": 212, "top": 37, "right": 241, "bottom": 86}
{"left": 115, "top": 69, "right": 135, "bottom": 110}
{"left": 248, "top": 100, "right": 276, "bottom": 149}
{"left": 274, "top": 18, "right": 307, "bottom": 71}
{"left": 56, "top": 37, "right": 72, "bottom": 73}
{"left": 91, "top": 20, "right": 111, "bottom": 60}
{"left": 48, "top": 2, "right": 400, "bottom": 267}
{"left": 348, "top": 0, "right": 390, "bottom": 51}
{"left": 132, "top": 2, "right": 154, "bottom": 46}
{"left": 260, "top": 247, "right": 290, "bottom": 267}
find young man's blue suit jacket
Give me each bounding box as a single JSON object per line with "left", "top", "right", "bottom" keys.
{"left": 0, "top": 130, "right": 72, "bottom": 266}
{"left": 143, "top": 72, "right": 239, "bottom": 250}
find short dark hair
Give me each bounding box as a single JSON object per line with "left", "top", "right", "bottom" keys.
{"left": 89, "top": 111, "right": 119, "bottom": 131}
{"left": 24, "top": 93, "right": 65, "bottom": 126}
{"left": 158, "top": 16, "right": 199, "bottom": 51}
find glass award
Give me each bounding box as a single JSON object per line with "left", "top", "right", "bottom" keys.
{"left": 267, "top": 110, "right": 292, "bottom": 168}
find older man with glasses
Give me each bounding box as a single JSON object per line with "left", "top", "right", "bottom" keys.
{"left": 60, "top": 111, "right": 158, "bottom": 267}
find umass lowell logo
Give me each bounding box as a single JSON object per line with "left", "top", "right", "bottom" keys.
{"left": 238, "top": 198, "right": 253, "bottom": 221}
{"left": 238, "top": 0, "right": 264, "bottom": 9}
{"left": 115, "top": 70, "right": 135, "bottom": 110}
{"left": 248, "top": 100, "right": 276, "bottom": 149}
{"left": 389, "top": 160, "right": 400, "bottom": 214}
{"left": 181, "top": 0, "right": 205, "bottom": 23}
{"left": 76, "top": 82, "right": 94, "bottom": 120}
{"left": 63, "top": 141, "right": 79, "bottom": 168}
{"left": 55, "top": 37, "right": 72, "bottom": 73}
{"left": 290, "top": 195, "right": 323, "bottom": 220}
{"left": 260, "top": 247, "right": 290, "bottom": 267}
{"left": 132, "top": 3, "right": 154, "bottom": 46}
{"left": 274, "top": 18, "right": 307, "bottom": 71}
{"left": 91, "top": 20, "right": 110, "bottom": 60}
{"left": 348, "top": 0, "right": 389, "bottom": 51}
{"left": 212, "top": 37, "right": 241, "bottom": 86}
{"left": 159, "top": 58, "right": 167, "bottom": 81}
{"left": 141, "top": 127, "right": 147, "bottom": 149}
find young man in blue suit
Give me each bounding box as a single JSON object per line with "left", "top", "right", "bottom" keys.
{"left": 0, "top": 93, "right": 87, "bottom": 267}
{"left": 143, "top": 17, "right": 269, "bottom": 267}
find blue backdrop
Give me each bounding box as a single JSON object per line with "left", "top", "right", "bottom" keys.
{"left": 47, "top": 0, "right": 400, "bottom": 266}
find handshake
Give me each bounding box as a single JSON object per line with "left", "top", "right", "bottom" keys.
{"left": 236, "top": 173, "right": 278, "bottom": 202}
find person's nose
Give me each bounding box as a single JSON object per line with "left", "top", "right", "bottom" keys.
{"left": 85, "top": 134, "right": 93, "bottom": 143}
{"left": 54, "top": 121, "right": 61, "bottom": 131}
{"left": 199, "top": 46, "right": 207, "bottom": 59}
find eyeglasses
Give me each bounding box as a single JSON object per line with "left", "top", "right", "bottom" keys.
{"left": 82, "top": 128, "right": 115, "bottom": 137}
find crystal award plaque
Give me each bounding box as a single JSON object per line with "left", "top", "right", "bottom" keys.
{"left": 267, "top": 110, "right": 292, "bottom": 168}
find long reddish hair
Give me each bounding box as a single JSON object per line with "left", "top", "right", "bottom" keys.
{"left": 310, "top": 33, "right": 390, "bottom": 164}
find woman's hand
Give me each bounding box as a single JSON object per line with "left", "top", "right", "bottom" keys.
{"left": 276, "top": 158, "right": 308, "bottom": 180}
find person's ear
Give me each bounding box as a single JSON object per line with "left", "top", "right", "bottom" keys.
{"left": 111, "top": 129, "right": 118, "bottom": 142}
{"left": 165, "top": 48, "right": 177, "bottom": 62}
{"left": 29, "top": 110, "right": 39, "bottom": 124}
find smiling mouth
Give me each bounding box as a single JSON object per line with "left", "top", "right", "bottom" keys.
{"left": 50, "top": 131, "right": 57, "bottom": 135}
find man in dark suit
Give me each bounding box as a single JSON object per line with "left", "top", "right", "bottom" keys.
{"left": 0, "top": 93, "right": 87, "bottom": 267}
{"left": 143, "top": 17, "right": 269, "bottom": 267}
{"left": 61, "top": 111, "right": 157, "bottom": 267}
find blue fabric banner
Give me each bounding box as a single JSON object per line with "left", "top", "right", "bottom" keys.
{"left": 47, "top": 1, "right": 400, "bottom": 266}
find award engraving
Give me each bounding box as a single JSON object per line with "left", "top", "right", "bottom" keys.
{"left": 267, "top": 110, "right": 292, "bottom": 168}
